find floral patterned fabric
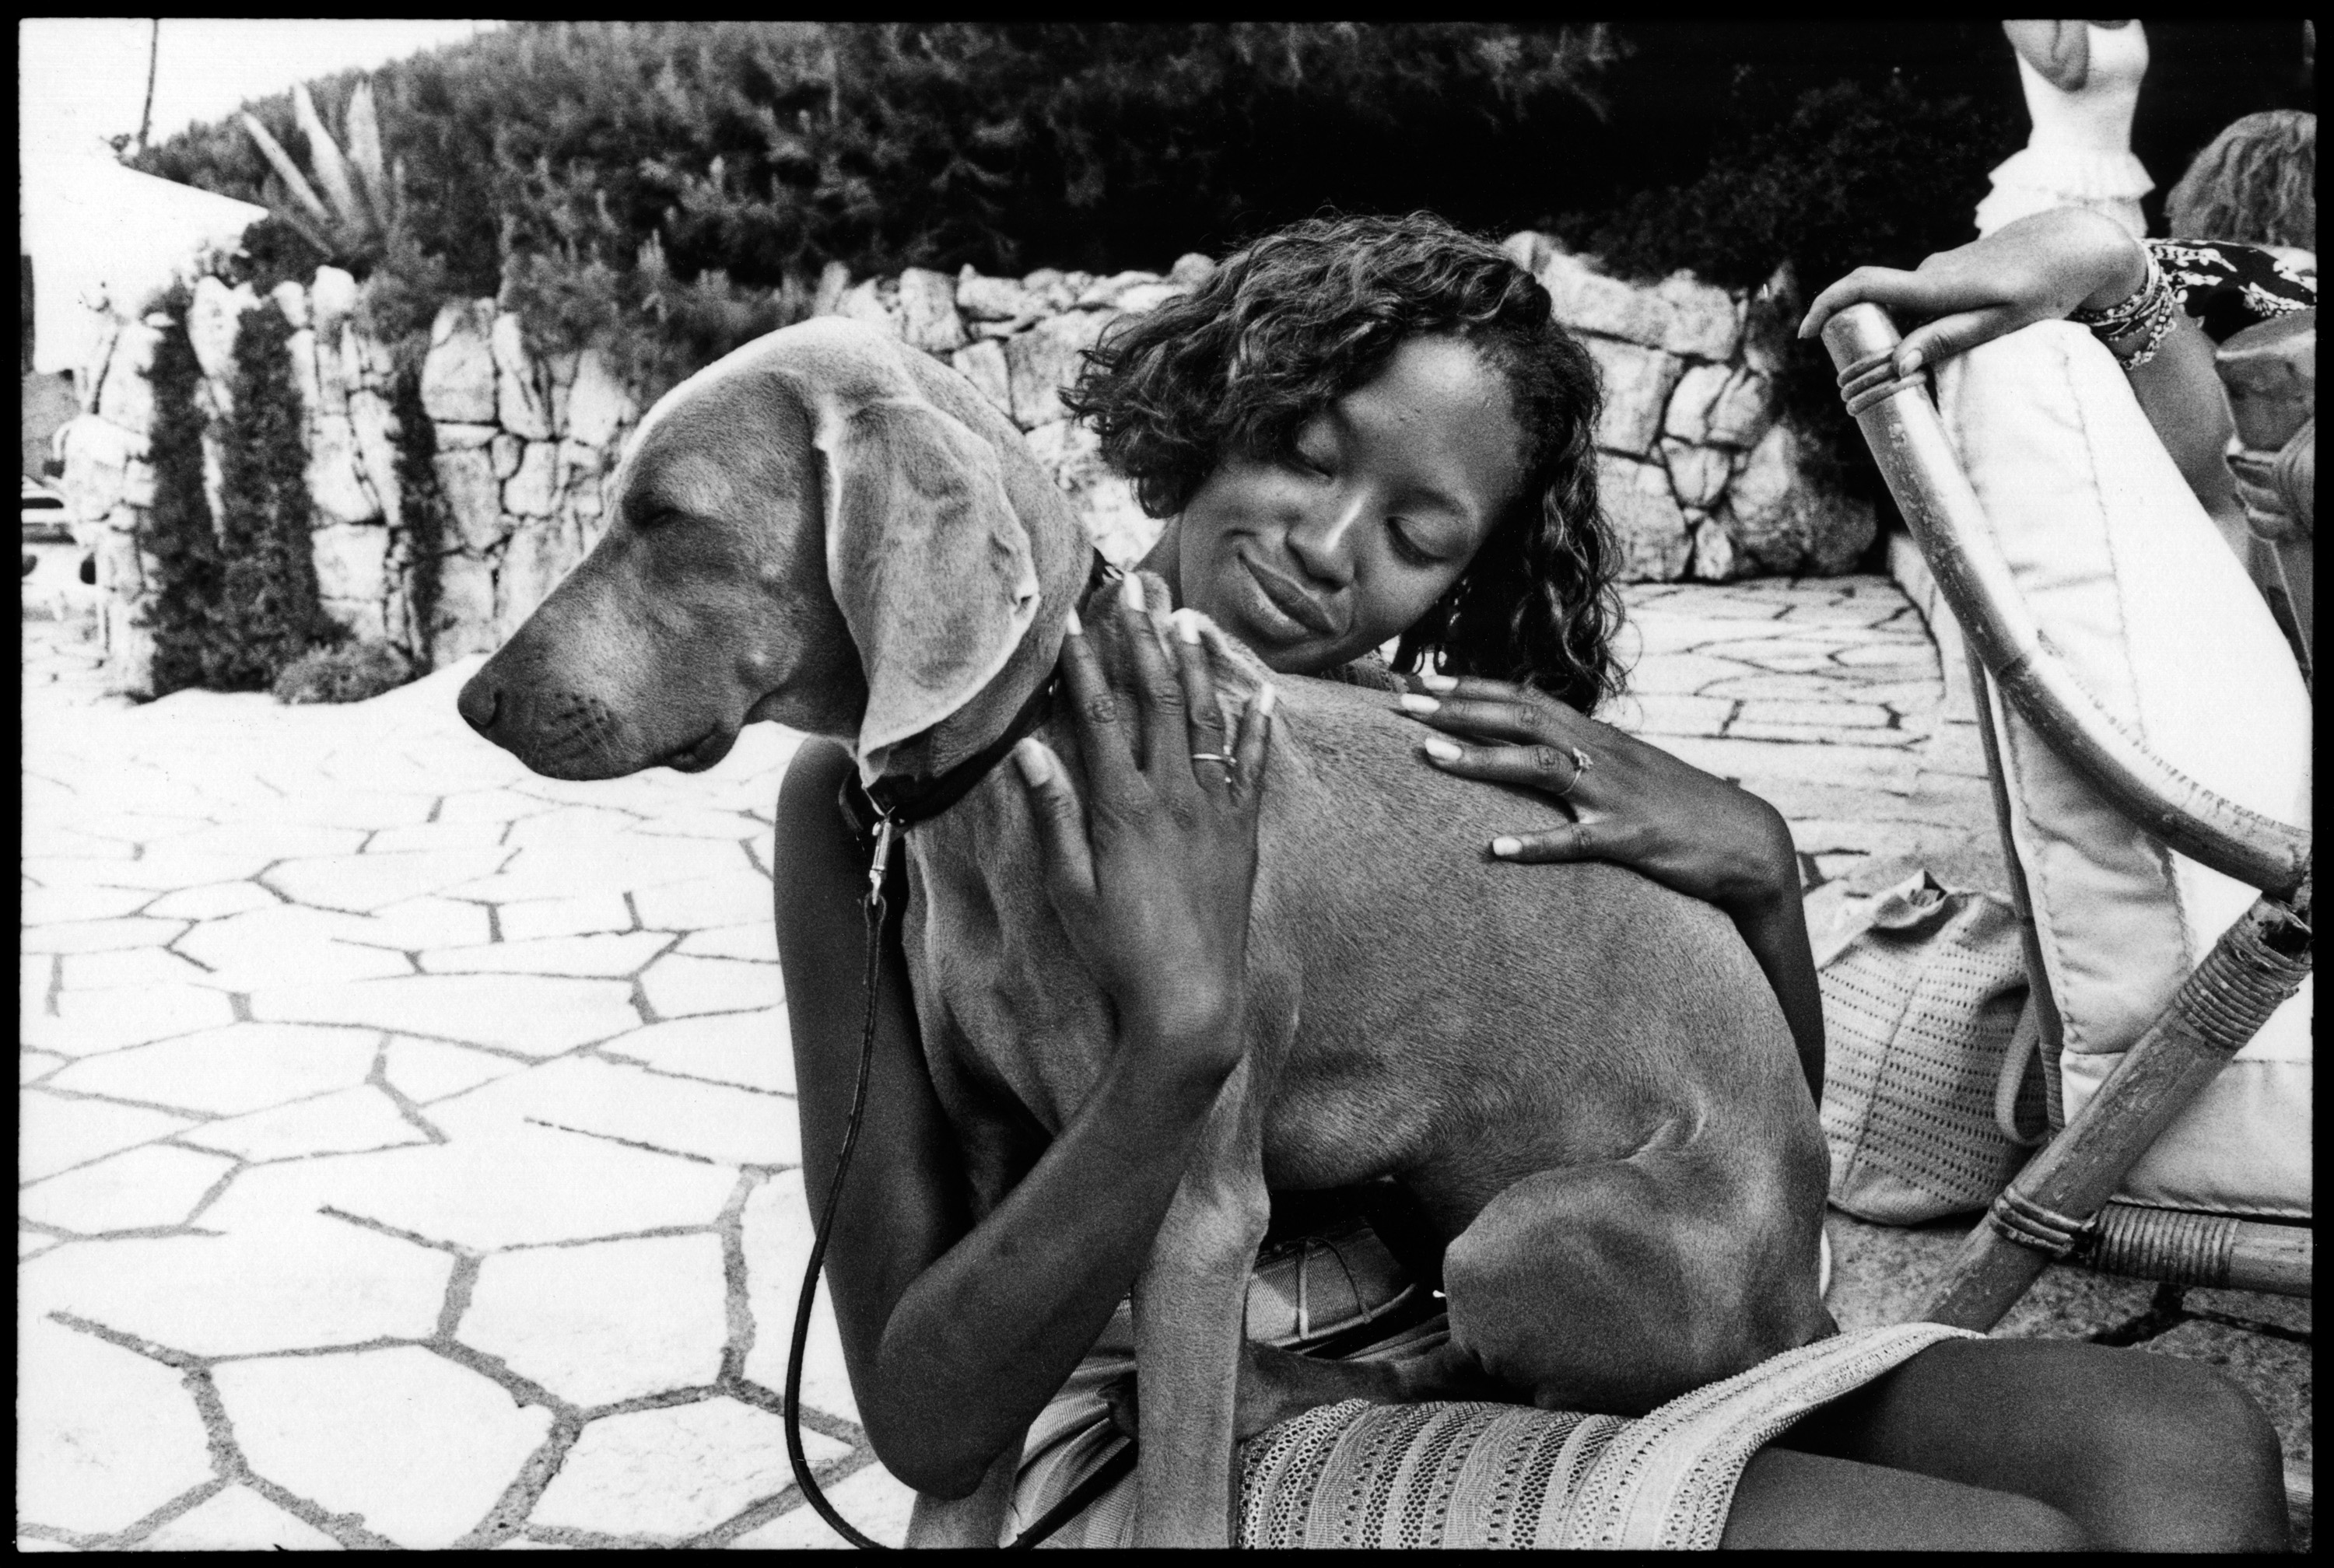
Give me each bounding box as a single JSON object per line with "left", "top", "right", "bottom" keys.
{"left": 2147, "top": 239, "right": 2318, "bottom": 344}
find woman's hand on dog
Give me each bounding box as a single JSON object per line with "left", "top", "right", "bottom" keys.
{"left": 1396, "top": 673, "right": 1796, "bottom": 920}
{"left": 1017, "top": 575, "right": 1275, "bottom": 1084}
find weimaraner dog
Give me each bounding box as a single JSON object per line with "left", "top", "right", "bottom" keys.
{"left": 458, "top": 317, "right": 1832, "bottom": 1547}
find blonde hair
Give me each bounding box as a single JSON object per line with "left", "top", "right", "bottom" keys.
{"left": 2165, "top": 110, "right": 2316, "bottom": 250}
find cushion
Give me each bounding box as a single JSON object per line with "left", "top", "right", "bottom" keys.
{"left": 1936, "top": 322, "right": 2312, "bottom": 1219}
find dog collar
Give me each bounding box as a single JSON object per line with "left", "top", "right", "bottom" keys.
{"left": 837, "top": 551, "right": 1114, "bottom": 845}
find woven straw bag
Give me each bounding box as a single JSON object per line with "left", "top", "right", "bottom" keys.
{"left": 1814, "top": 871, "right": 2048, "bottom": 1224}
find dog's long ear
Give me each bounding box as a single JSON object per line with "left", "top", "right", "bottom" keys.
{"left": 817, "top": 394, "right": 1041, "bottom": 782}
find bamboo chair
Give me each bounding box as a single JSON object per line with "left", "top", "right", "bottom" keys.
{"left": 1817, "top": 303, "right": 2314, "bottom": 1332}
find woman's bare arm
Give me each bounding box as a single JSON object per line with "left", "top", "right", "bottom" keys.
{"left": 1799, "top": 209, "right": 2243, "bottom": 526}
{"left": 776, "top": 590, "right": 1274, "bottom": 1500}
{"left": 2003, "top": 19, "right": 2088, "bottom": 91}
{"left": 780, "top": 740, "right": 1232, "bottom": 1497}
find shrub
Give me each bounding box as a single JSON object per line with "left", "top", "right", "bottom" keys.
{"left": 135, "top": 285, "right": 224, "bottom": 697}
{"left": 386, "top": 342, "right": 449, "bottom": 670}
{"left": 1581, "top": 75, "right": 2021, "bottom": 504}
{"left": 272, "top": 639, "right": 414, "bottom": 704}
{"left": 209, "top": 302, "right": 339, "bottom": 688}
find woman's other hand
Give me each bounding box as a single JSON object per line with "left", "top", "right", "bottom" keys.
{"left": 1016, "top": 576, "right": 1275, "bottom": 1081}
{"left": 1397, "top": 674, "right": 1794, "bottom": 918}
{"left": 1798, "top": 208, "right": 2149, "bottom": 378}
{"left": 1397, "top": 671, "right": 1826, "bottom": 1097}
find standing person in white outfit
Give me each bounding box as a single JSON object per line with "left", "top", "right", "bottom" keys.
{"left": 1975, "top": 20, "right": 2154, "bottom": 240}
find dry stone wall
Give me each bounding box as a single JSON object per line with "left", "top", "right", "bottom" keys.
{"left": 63, "top": 235, "right": 1870, "bottom": 697}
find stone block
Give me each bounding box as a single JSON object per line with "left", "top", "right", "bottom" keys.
{"left": 308, "top": 413, "right": 381, "bottom": 524}
{"left": 462, "top": 1234, "right": 728, "bottom": 1407}
{"left": 1502, "top": 229, "right": 1557, "bottom": 276}
{"left": 499, "top": 516, "right": 580, "bottom": 625}
{"left": 58, "top": 414, "right": 144, "bottom": 524}
{"left": 490, "top": 430, "right": 524, "bottom": 481}
{"left": 215, "top": 1346, "right": 551, "bottom": 1549}
{"left": 284, "top": 326, "right": 323, "bottom": 418}
{"left": 1597, "top": 451, "right": 1691, "bottom": 581}
{"left": 1019, "top": 267, "right": 1081, "bottom": 312}
{"left": 839, "top": 276, "right": 899, "bottom": 336}
{"left": 1169, "top": 251, "right": 1217, "bottom": 288}
{"left": 490, "top": 310, "right": 553, "bottom": 439}
{"left": 811, "top": 258, "right": 851, "bottom": 317}
{"left": 349, "top": 387, "right": 403, "bottom": 527}
{"left": 531, "top": 1398, "right": 833, "bottom": 1539}
{"left": 1005, "top": 310, "right": 1109, "bottom": 430}
{"left": 1652, "top": 271, "right": 1741, "bottom": 359}
{"left": 310, "top": 264, "right": 359, "bottom": 333}
{"left": 955, "top": 267, "right": 1041, "bottom": 324}
{"left": 895, "top": 265, "right": 967, "bottom": 353}
{"left": 321, "top": 594, "right": 388, "bottom": 643}
{"left": 1539, "top": 251, "right": 1669, "bottom": 348}
{"left": 1716, "top": 422, "right": 1877, "bottom": 575}
{"left": 1688, "top": 513, "right": 1743, "bottom": 581}
{"left": 1705, "top": 367, "right": 1777, "bottom": 449}
{"left": 420, "top": 298, "right": 498, "bottom": 423}
{"left": 563, "top": 348, "right": 636, "bottom": 450}
{"left": 187, "top": 275, "right": 260, "bottom": 385}
{"left": 95, "top": 320, "right": 162, "bottom": 439}
{"left": 18, "top": 1317, "right": 216, "bottom": 1536}
{"left": 503, "top": 440, "right": 559, "bottom": 518}
{"left": 1113, "top": 281, "right": 1187, "bottom": 314}
{"left": 1075, "top": 268, "right": 1162, "bottom": 309}
{"left": 433, "top": 446, "right": 505, "bottom": 552}
{"left": 1663, "top": 439, "right": 1733, "bottom": 508}
{"left": 948, "top": 338, "right": 1014, "bottom": 419}
{"left": 270, "top": 278, "right": 310, "bottom": 330}
{"left": 1022, "top": 418, "right": 1160, "bottom": 566}
{"left": 434, "top": 420, "right": 496, "bottom": 450}
{"left": 313, "top": 520, "right": 391, "bottom": 607}
{"left": 1663, "top": 362, "right": 1731, "bottom": 443}
{"left": 1586, "top": 337, "right": 1683, "bottom": 456}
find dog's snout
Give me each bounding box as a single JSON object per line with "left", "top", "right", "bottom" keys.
{"left": 457, "top": 674, "right": 503, "bottom": 737}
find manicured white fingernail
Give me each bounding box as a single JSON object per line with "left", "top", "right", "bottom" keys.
{"left": 1122, "top": 574, "right": 1144, "bottom": 614}
{"left": 1013, "top": 737, "right": 1050, "bottom": 786}
{"left": 1064, "top": 606, "right": 1083, "bottom": 636}
{"left": 1898, "top": 347, "right": 1924, "bottom": 375}
{"left": 1172, "top": 607, "right": 1202, "bottom": 644}
{"left": 1418, "top": 672, "right": 1458, "bottom": 693}
{"left": 1256, "top": 684, "right": 1277, "bottom": 716}
{"left": 1422, "top": 738, "right": 1461, "bottom": 762}
{"left": 1400, "top": 693, "right": 1440, "bottom": 714}
{"left": 1490, "top": 836, "right": 1523, "bottom": 858}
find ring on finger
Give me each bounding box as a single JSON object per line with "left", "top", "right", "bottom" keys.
{"left": 1553, "top": 744, "right": 1594, "bottom": 800}
{"left": 1190, "top": 751, "right": 1239, "bottom": 776}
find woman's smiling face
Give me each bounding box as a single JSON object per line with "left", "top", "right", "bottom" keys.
{"left": 1165, "top": 334, "right": 1527, "bottom": 677}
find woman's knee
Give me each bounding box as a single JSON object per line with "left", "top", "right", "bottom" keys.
{"left": 2060, "top": 1349, "right": 2290, "bottom": 1550}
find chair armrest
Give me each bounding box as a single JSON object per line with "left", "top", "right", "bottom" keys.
{"left": 1821, "top": 303, "right": 2311, "bottom": 901}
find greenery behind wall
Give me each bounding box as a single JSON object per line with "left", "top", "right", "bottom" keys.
{"left": 125, "top": 19, "right": 2311, "bottom": 654}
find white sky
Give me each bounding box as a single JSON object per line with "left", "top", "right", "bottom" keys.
{"left": 19, "top": 19, "right": 502, "bottom": 168}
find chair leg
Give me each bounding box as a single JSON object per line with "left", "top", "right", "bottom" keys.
{"left": 1920, "top": 887, "right": 2312, "bottom": 1331}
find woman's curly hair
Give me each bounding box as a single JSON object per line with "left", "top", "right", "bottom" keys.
{"left": 2165, "top": 110, "right": 2316, "bottom": 251}
{"left": 1063, "top": 212, "right": 1624, "bottom": 714}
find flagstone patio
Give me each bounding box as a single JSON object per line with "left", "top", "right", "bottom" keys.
{"left": 17, "top": 577, "right": 2309, "bottom": 1550}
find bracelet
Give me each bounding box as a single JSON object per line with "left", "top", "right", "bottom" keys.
{"left": 2069, "top": 244, "right": 2178, "bottom": 372}
{"left": 2100, "top": 275, "right": 2180, "bottom": 371}
{"left": 2068, "top": 243, "right": 2167, "bottom": 337}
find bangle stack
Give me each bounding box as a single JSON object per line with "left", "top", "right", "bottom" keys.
{"left": 2068, "top": 243, "right": 2179, "bottom": 372}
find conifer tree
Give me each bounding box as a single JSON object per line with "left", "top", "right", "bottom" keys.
{"left": 212, "top": 303, "right": 331, "bottom": 688}
{"left": 138, "top": 291, "right": 223, "bottom": 696}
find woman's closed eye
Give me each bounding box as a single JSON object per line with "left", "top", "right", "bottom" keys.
{"left": 1388, "top": 521, "right": 1446, "bottom": 567}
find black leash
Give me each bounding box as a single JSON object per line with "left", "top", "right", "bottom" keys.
{"left": 785, "top": 561, "right": 1116, "bottom": 1549}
